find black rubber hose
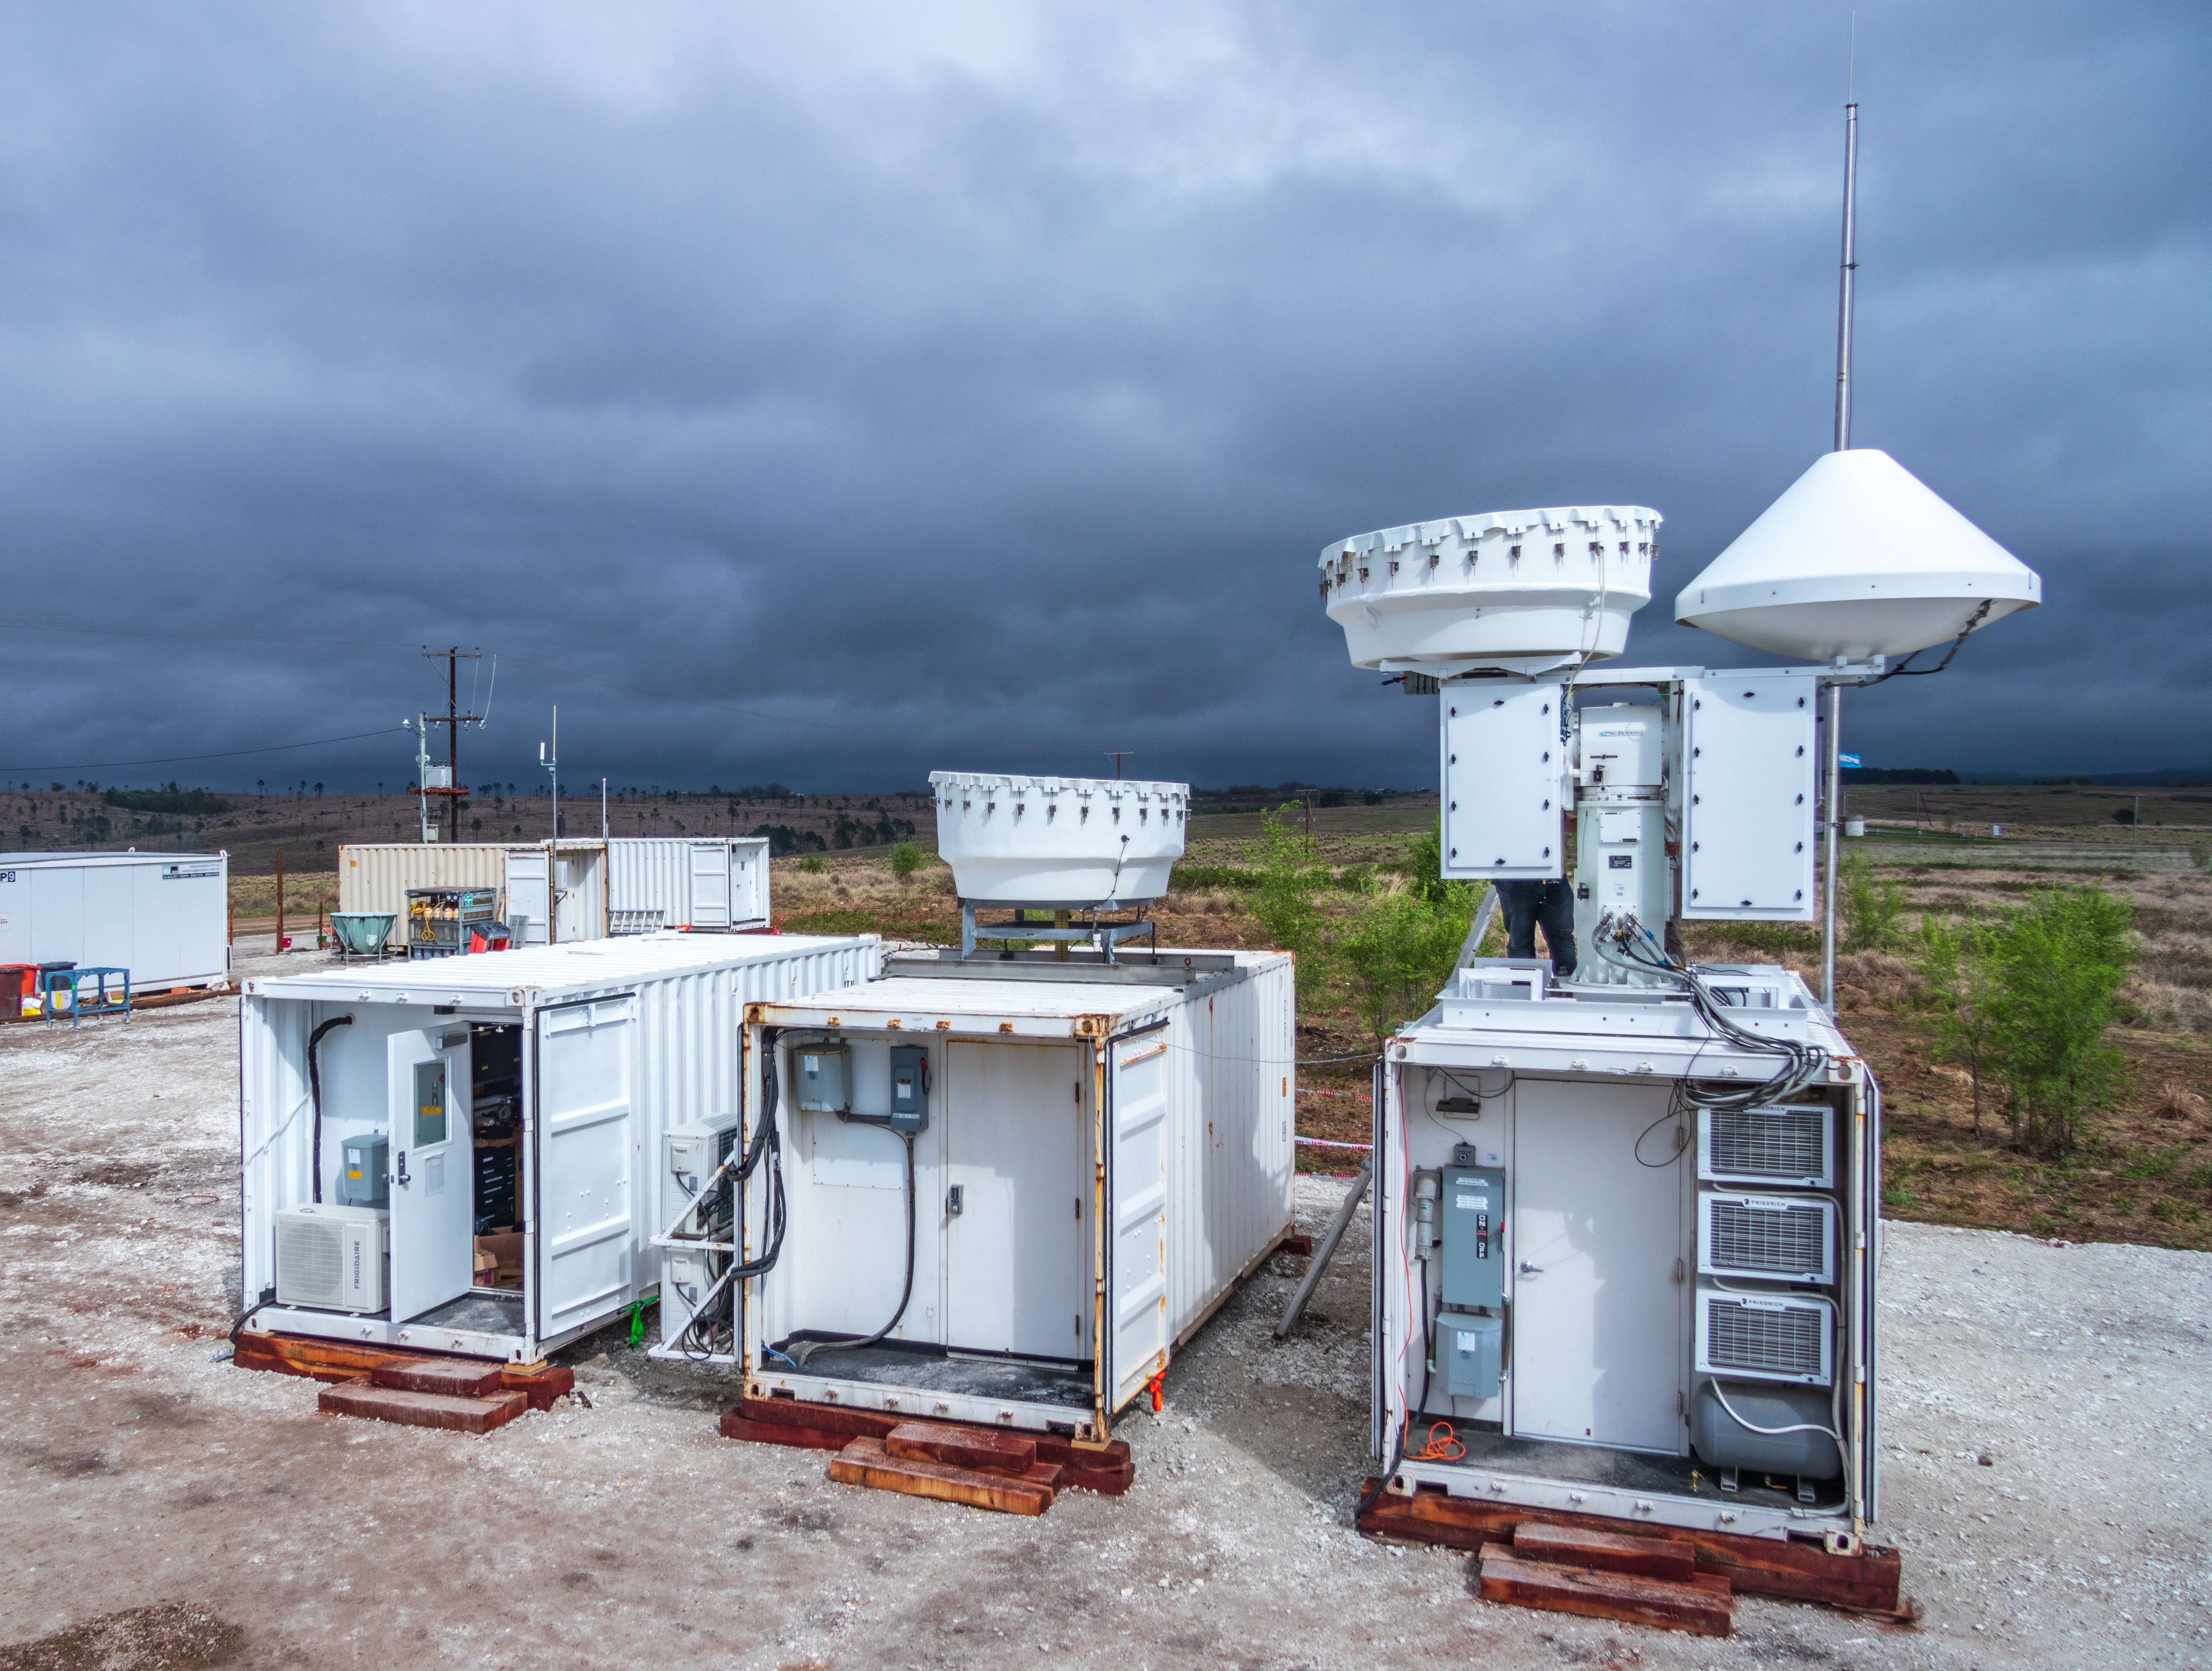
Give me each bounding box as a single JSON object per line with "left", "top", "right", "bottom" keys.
{"left": 306, "top": 1014, "right": 355, "bottom": 1204}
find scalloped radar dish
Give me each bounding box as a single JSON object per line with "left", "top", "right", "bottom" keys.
{"left": 1318, "top": 506, "right": 1661, "bottom": 669}
{"left": 1675, "top": 450, "right": 2041, "bottom": 662}
{"left": 929, "top": 771, "right": 1188, "bottom": 905}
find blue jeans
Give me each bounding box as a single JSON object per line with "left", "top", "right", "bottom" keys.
{"left": 1496, "top": 879, "right": 1577, "bottom": 976}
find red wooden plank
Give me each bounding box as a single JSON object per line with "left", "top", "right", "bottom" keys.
{"left": 734, "top": 1396, "right": 1135, "bottom": 1495}
{"left": 1513, "top": 1520, "right": 1697, "bottom": 1584}
{"left": 318, "top": 1379, "right": 528, "bottom": 1435}
{"left": 1479, "top": 1548, "right": 1732, "bottom": 1638}
{"left": 829, "top": 1436, "right": 1055, "bottom": 1516}
{"left": 373, "top": 1360, "right": 504, "bottom": 1397}
{"left": 886, "top": 1421, "right": 1038, "bottom": 1476}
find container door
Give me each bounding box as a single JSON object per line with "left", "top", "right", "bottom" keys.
{"left": 554, "top": 851, "right": 594, "bottom": 943}
{"left": 944, "top": 1041, "right": 1089, "bottom": 1360}
{"left": 1440, "top": 683, "right": 1566, "bottom": 881}
{"left": 506, "top": 847, "right": 550, "bottom": 946}
{"left": 533, "top": 996, "right": 636, "bottom": 1343}
{"left": 688, "top": 842, "right": 729, "bottom": 929}
{"left": 1106, "top": 1030, "right": 1170, "bottom": 1409}
{"left": 1509, "top": 1079, "right": 1683, "bottom": 1453}
{"left": 386, "top": 1027, "right": 475, "bottom": 1322}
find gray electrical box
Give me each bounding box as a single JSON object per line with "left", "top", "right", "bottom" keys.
{"left": 1439, "top": 1164, "right": 1506, "bottom": 1311}
{"left": 886, "top": 1045, "right": 929, "bottom": 1133}
{"left": 337, "top": 1134, "right": 388, "bottom": 1208}
{"left": 1438, "top": 1309, "right": 1503, "bottom": 1399}
{"left": 795, "top": 1043, "right": 851, "bottom": 1114}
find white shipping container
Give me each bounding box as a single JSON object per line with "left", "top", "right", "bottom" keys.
{"left": 502, "top": 842, "right": 609, "bottom": 946}
{"left": 737, "top": 946, "right": 1295, "bottom": 1443}
{"left": 0, "top": 850, "right": 230, "bottom": 990}
{"left": 607, "top": 837, "right": 770, "bottom": 933}
{"left": 238, "top": 931, "right": 883, "bottom": 1364}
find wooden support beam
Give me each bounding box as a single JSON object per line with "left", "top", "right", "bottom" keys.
{"left": 1513, "top": 1520, "right": 1697, "bottom": 1584}
{"left": 318, "top": 1379, "right": 527, "bottom": 1435}
{"left": 828, "top": 1436, "right": 1059, "bottom": 1515}
{"left": 729, "top": 1395, "right": 1135, "bottom": 1495}
{"left": 1479, "top": 1548, "right": 1733, "bottom": 1637}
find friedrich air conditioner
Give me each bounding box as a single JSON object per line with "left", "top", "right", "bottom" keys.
{"left": 1697, "top": 1103, "right": 1834, "bottom": 1190}
{"left": 275, "top": 1204, "right": 389, "bottom": 1313}
{"left": 1698, "top": 1190, "right": 1837, "bottom": 1285}
{"left": 1695, "top": 1284, "right": 1835, "bottom": 1386}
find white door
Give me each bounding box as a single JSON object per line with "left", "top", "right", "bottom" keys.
{"left": 1107, "top": 1031, "right": 1170, "bottom": 1409}
{"left": 1510, "top": 1080, "right": 1684, "bottom": 1453}
{"left": 554, "top": 852, "right": 593, "bottom": 942}
{"left": 688, "top": 842, "right": 730, "bottom": 929}
{"left": 1440, "top": 683, "right": 1568, "bottom": 881}
{"left": 944, "top": 1042, "right": 1089, "bottom": 1361}
{"left": 533, "top": 997, "right": 636, "bottom": 1343}
{"left": 386, "top": 1027, "right": 475, "bottom": 1323}
{"left": 506, "top": 847, "right": 551, "bottom": 946}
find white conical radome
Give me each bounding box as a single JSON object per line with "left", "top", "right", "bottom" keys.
{"left": 1675, "top": 449, "right": 2040, "bottom": 661}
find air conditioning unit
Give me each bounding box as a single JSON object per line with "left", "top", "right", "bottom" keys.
{"left": 1698, "top": 1190, "right": 1837, "bottom": 1285}
{"left": 275, "top": 1204, "right": 389, "bottom": 1313}
{"left": 664, "top": 1111, "right": 743, "bottom": 1239}
{"left": 1698, "top": 1103, "right": 1834, "bottom": 1190}
{"left": 1695, "top": 1284, "right": 1834, "bottom": 1386}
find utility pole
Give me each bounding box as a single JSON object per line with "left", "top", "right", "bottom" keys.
{"left": 1103, "top": 749, "right": 1134, "bottom": 781}
{"left": 601, "top": 777, "right": 609, "bottom": 839}
{"left": 420, "top": 646, "right": 484, "bottom": 844}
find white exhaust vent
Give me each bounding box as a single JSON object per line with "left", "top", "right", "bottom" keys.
{"left": 1698, "top": 1191, "right": 1836, "bottom": 1285}
{"left": 275, "top": 1204, "right": 389, "bottom": 1313}
{"left": 1695, "top": 1284, "right": 1834, "bottom": 1386}
{"left": 1698, "top": 1104, "right": 1834, "bottom": 1190}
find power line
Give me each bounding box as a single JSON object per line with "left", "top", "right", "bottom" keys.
{"left": 0, "top": 727, "right": 401, "bottom": 774}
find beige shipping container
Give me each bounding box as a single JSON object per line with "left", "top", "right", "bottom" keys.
{"left": 338, "top": 844, "right": 510, "bottom": 949}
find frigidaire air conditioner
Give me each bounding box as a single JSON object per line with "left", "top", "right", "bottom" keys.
{"left": 274, "top": 1204, "right": 389, "bottom": 1313}
{"left": 1695, "top": 1284, "right": 1834, "bottom": 1386}
{"left": 1698, "top": 1190, "right": 1837, "bottom": 1285}
{"left": 1697, "top": 1103, "right": 1834, "bottom": 1190}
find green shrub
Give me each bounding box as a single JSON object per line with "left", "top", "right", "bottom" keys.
{"left": 1985, "top": 886, "right": 2134, "bottom": 1156}
{"left": 889, "top": 841, "right": 927, "bottom": 883}
{"left": 1336, "top": 875, "right": 1472, "bottom": 1048}
{"left": 1242, "top": 805, "right": 1331, "bottom": 996}
{"left": 2121, "top": 1148, "right": 2181, "bottom": 1183}
{"left": 798, "top": 855, "right": 825, "bottom": 875}
{"left": 1842, "top": 848, "right": 1908, "bottom": 952}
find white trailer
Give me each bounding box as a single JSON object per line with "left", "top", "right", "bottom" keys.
{"left": 725, "top": 945, "right": 1295, "bottom": 1444}
{"left": 0, "top": 850, "right": 230, "bottom": 990}
{"left": 238, "top": 931, "right": 881, "bottom": 1365}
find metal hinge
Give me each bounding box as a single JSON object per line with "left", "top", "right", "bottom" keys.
{"left": 1675, "top": 1389, "right": 1685, "bottom": 1416}
{"left": 1673, "top": 1257, "right": 1685, "bottom": 1286}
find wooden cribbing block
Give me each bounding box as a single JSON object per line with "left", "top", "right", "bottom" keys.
{"left": 829, "top": 1436, "right": 1056, "bottom": 1516}
{"left": 318, "top": 1378, "right": 528, "bottom": 1435}
{"left": 732, "top": 1396, "right": 1136, "bottom": 1495}
{"left": 1513, "top": 1519, "right": 1697, "bottom": 1584}
{"left": 1479, "top": 1548, "right": 1733, "bottom": 1638}
{"left": 720, "top": 1413, "right": 855, "bottom": 1454}
{"left": 885, "top": 1420, "right": 1038, "bottom": 1476}
{"left": 372, "top": 1359, "right": 505, "bottom": 1397}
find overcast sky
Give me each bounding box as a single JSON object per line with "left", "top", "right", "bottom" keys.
{"left": 0, "top": 1, "right": 2204, "bottom": 795}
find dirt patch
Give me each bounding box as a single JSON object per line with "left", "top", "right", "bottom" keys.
{"left": 0, "top": 1601, "right": 243, "bottom": 1670}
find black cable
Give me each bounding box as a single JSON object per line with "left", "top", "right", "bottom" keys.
{"left": 789, "top": 1125, "right": 918, "bottom": 1366}
{"left": 306, "top": 1014, "right": 354, "bottom": 1205}
{"left": 1855, "top": 599, "right": 1992, "bottom": 687}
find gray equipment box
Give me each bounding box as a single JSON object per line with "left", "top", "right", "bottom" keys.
{"left": 1690, "top": 1380, "right": 1842, "bottom": 1478}
{"left": 1438, "top": 1309, "right": 1503, "bottom": 1400}
{"left": 1440, "top": 1164, "right": 1506, "bottom": 1311}
{"left": 795, "top": 1043, "right": 851, "bottom": 1114}
{"left": 337, "top": 1134, "right": 389, "bottom": 1208}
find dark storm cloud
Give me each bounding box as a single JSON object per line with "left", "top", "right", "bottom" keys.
{"left": 0, "top": 0, "right": 2204, "bottom": 795}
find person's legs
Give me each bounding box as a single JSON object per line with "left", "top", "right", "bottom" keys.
{"left": 1496, "top": 879, "right": 1542, "bottom": 959}
{"left": 1535, "top": 879, "right": 1578, "bottom": 976}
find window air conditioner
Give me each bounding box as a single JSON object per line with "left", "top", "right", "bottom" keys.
{"left": 1698, "top": 1190, "right": 1837, "bottom": 1285}
{"left": 275, "top": 1204, "right": 389, "bottom": 1313}
{"left": 1697, "top": 1103, "right": 1834, "bottom": 1190}
{"left": 1695, "top": 1284, "right": 1835, "bottom": 1386}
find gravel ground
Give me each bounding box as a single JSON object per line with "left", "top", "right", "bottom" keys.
{"left": 1, "top": 958, "right": 2207, "bottom": 1669}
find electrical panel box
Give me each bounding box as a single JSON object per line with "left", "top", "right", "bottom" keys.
{"left": 1680, "top": 669, "right": 1818, "bottom": 920}
{"left": 337, "top": 1133, "right": 388, "bottom": 1208}
{"left": 1439, "top": 1164, "right": 1506, "bottom": 1311}
{"left": 886, "top": 1045, "right": 929, "bottom": 1133}
{"left": 1438, "top": 1309, "right": 1503, "bottom": 1400}
{"left": 1439, "top": 684, "right": 1566, "bottom": 880}
{"left": 665, "top": 1111, "right": 743, "bottom": 1238}
{"left": 795, "top": 1042, "right": 851, "bottom": 1114}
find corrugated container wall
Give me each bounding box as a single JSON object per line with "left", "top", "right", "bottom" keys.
{"left": 607, "top": 837, "right": 771, "bottom": 931}
{"left": 0, "top": 851, "right": 230, "bottom": 988}
{"left": 338, "top": 843, "right": 508, "bottom": 945}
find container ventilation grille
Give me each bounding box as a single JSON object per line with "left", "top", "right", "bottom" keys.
{"left": 1702, "top": 1104, "right": 1831, "bottom": 1187}
{"left": 1705, "top": 1296, "right": 1826, "bottom": 1381}
{"left": 275, "top": 1216, "right": 343, "bottom": 1308}
{"left": 1699, "top": 1192, "right": 1836, "bottom": 1284}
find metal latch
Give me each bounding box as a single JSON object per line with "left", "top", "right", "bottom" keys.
{"left": 947, "top": 1185, "right": 964, "bottom": 1217}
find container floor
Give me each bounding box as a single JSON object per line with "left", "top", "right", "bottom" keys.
{"left": 781, "top": 1341, "right": 1093, "bottom": 1411}
{"left": 408, "top": 1289, "right": 524, "bottom": 1333}
{"left": 1424, "top": 1420, "right": 1847, "bottom": 1516}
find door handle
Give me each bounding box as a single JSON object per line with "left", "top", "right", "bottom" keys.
{"left": 1518, "top": 1261, "right": 1542, "bottom": 1276}
{"left": 395, "top": 1151, "right": 411, "bottom": 1187}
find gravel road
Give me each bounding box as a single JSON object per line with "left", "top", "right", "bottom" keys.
{"left": 0, "top": 962, "right": 2205, "bottom": 1668}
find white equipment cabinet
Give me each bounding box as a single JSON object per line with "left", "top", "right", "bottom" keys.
{"left": 238, "top": 931, "right": 880, "bottom": 1364}
{"left": 732, "top": 946, "right": 1295, "bottom": 1443}
{"left": 0, "top": 850, "right": 230, "bottom": 989}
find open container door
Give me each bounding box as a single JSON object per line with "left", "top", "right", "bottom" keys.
{"left": 1106, "top": 1026, "right": 1171, "bottom": 1412}
{"left": 386, "top": 1027, "right": 475, "bottom": 1322}
{"left": 506, "top": 846, "right": 552, "bottom": 946}
{"left": 533, "top": 995, "right": 637, "bottom": 1346}
{"left": 688, "top": 842, "right": 731, "bottom": 929}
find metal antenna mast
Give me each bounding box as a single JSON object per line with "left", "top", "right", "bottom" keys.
{"left": 1821, "top": 96, "right": 1861, "bottom": 1012}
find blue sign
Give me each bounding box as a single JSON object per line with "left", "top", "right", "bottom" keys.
{"left": 1838, "top": 753, "right": 1863, "bottom": 769}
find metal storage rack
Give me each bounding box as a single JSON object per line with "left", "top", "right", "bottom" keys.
{"left": 404, "top": 888, "right": 500, "bottom": 960}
